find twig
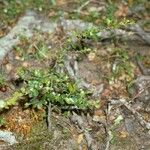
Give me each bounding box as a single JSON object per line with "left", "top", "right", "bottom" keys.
{"left": 104, "top": 103, "right": 112, "bottom": 150}
{"left": 110, "top": 99, "right": 150, "bottom": 130}
{"left": 75, "top": 0, "right": 91, "bottom": 13}
{"left": 131, "top": 75, "right": 150, "bottom": 103}
{"left": 71, "top": 112, "right": 95, "bottom": 149}
{"left": 105, "top": 130, "right": 111, "bottom": 150}
{"left": 136, "top": 56, "right": 149, "bottom": 75}
{"left": 131, "top": 84, "right": 150, "bottom": 101}
{"left": 47, "top": 102, "right": 51, "bottom": 132}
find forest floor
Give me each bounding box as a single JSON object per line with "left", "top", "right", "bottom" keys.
{"left": 0, "top": 0, "right": 150, "bottom": 150}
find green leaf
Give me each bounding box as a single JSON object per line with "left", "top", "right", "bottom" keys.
{"left": 0, "top": 100, "right": 6, "bottom": 109}
{"left": 65, "top": 97, "right": 74, "bottom": 105}
{"left": 114, "top": 115, "right": 123, "bottom": 126}
{"left": 68, "top": 83, "right": 76, "bottom": 93}
{"left": 0, "top": 116, "right": 6, "bottom": 126}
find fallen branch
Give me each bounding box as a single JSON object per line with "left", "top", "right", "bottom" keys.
{"left": 95, "top": 119, "right": 111, "bottom": 150}
{"left": 110, "top": 99, "right": 150, "bottom": 130}
{"left": 136, "top": 56, "right": 149, "bottom": 75}
{"left": 131, "top": 75, "right": 150, "bottom": 103}
{"left": 75, "top": 0, "right": 91, "bottom": 13}
{"left": 47, "top": 102, "right": 51, "bottom": 132}
{"left": 131, "top": 84, "right": 150, "bottom": 102}
{"left": 104, "top": 102, "right": 113, "bottom": 150}
{"left": 71, "top": 112, "right": 96, "bottom": 149}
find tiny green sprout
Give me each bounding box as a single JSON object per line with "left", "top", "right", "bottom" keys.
{"left": 0, "top": 116, "right": 6, "bottom": 127}
{"left": 0, "top": 73, "right": 6, "bottom": 87}
{"left": 114, "top": 115, "right": 123, "bottom": 126}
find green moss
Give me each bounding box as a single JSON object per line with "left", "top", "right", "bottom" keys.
{"left": 0, "top": 73, "right": 6, "bottom": 87}
{"left": 5, "top": 91, "right": 23, "bottom": 109}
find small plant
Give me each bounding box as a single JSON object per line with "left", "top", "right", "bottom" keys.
{"left": 14, "top": 38, "right": 50, "bottom": 60}
{"left": 0, "top": 116, "right": 6, "bottom": 127}
{"left": 102, "top": 2, "right": 134, "bottom": 28}
{"left": 75, "top": 26, "right": 99, "bottom": 41}
{"left": 108, "top": 48, "right": 135, "bottom": 83}
{"left": 102, "top": 2, "right": 117, "bottom": 28}
{"left": 33, "top": 41, "right": 49, "bottom": 59}
{"left": 0, "top": 73, "right": 6, "bottom": 88}
{"left": 18, "top": 68, "right": 92, "bottom": 110}
{"left": 65, "top": 26, "right": 99, "bottom": 54}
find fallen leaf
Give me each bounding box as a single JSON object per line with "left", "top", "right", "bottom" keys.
{"left": 22, "top": 61, "right": 29, "bottom": 68}
{"left": 120, "top": 131, "right": 128, "bottom": 138}
{"left": 91, "top": 80, "right": 99, "bottom": 85}
{"left": 56, "top": 0, "right": 66, "bottom": 5}
{"left": 77, "top": 134, "right": 84, "bottom": 144}
{"left": 15, "top": 55, "right": 21, "bottom": 60}
{"left": 95, "top": 109, "right": 103, "bottom": 115}
{"left": 128, "top": 0, "right": 133, "bottom": 6}
{"left": 0, "top": 86, "right": 7, "bottom": 92}
{"left": 88, "top": 52, "right": 96, "bottom": 61}
{"left": 101, "top": 88, "right": 111, "bottom": 97}
{"left": 115, "top": 4, "right": 128, "bottom": 17}
{"left": 114, "top": 115, "right": 123, "bottom": 126}
{"left": 5, "top": 63, "right": 13, "bottom": 72}
{"left": 82, "top": 144, "right": 88, "bottom": 150}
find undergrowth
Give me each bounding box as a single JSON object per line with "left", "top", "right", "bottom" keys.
{"left": 17, "top": 67, "right": 95, "bottom": 110}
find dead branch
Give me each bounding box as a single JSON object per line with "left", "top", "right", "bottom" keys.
{"left": 71, "top": 112, "right": 96, "bottom": 149}
{"left": 110, "top": 99, "right": 150, "bottom": 130}
{"left": 74, "top": 0, "right": 91, "bottom": 13}
{"left": 131, "top": 75, "right": 150, "bottom": 103}
{"left": 136, "top": 57, "right": 149, "bottom": 75}
{"left": 47, "top": 102, "right": 51, "bottom": 132}
{"left": 131, "top": 84, "right": 150, "bottom": 101}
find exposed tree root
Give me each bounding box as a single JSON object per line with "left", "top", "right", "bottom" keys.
{"left": 64, "top": 54, "right": 104, "bottom": 98}
{"left": 71, "top": 112, "right": 97, "bottom": 149}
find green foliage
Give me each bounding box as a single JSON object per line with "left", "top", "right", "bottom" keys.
{"left": 0, "top": 116, "right": 6, "bottom": 127}
{"left": 0, "top": 0, "right": 61, "bottom": 31}
{"left": 88, "top": 11, "right": 100, "bottom": 22}
{"left": 33, "top": 41, "right": 49, "bottom": 59}
{"left": 65, "top": 26, "right": 99, "bottom": 54}
{"left": 0, "top": 0, "right": 26, "bottom": 27}
{"left": 0, "top": 73, "right": 6, "bottom": 87}
{"left": 75, "top": 26, "right": 99, "bottom": 41}
{"left": 102, "top": 2, "right": 134, "bottom": 28}
{"left": 18, "top": 68, "right": 91, "bottom": 110}
{"left": 0, "top": 91, "right": 23, "bottom": 110}
{"left": 15, "top": 39, "right": 50, "bottom": 60}
{"left": 102, "top": 2, "right": 117, "bottom": 28}
{"left": 108, "top": 48, "right": 135, "bottom": 83}
{"left": 5, "top": 92, "right": 23, "bottom": 109}
{"left": 2, "top": 0, "right": 26, "bottom": 17}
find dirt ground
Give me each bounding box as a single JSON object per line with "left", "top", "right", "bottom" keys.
{"left": 0, "top": 0, "right": 150, "bottom": 150}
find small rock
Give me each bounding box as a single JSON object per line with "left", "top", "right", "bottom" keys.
{"left": 0, "top": 130, "right": 17, "bottom": 145}
{"left": 88, "top": 52, "right": 96, "bottom": 61}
